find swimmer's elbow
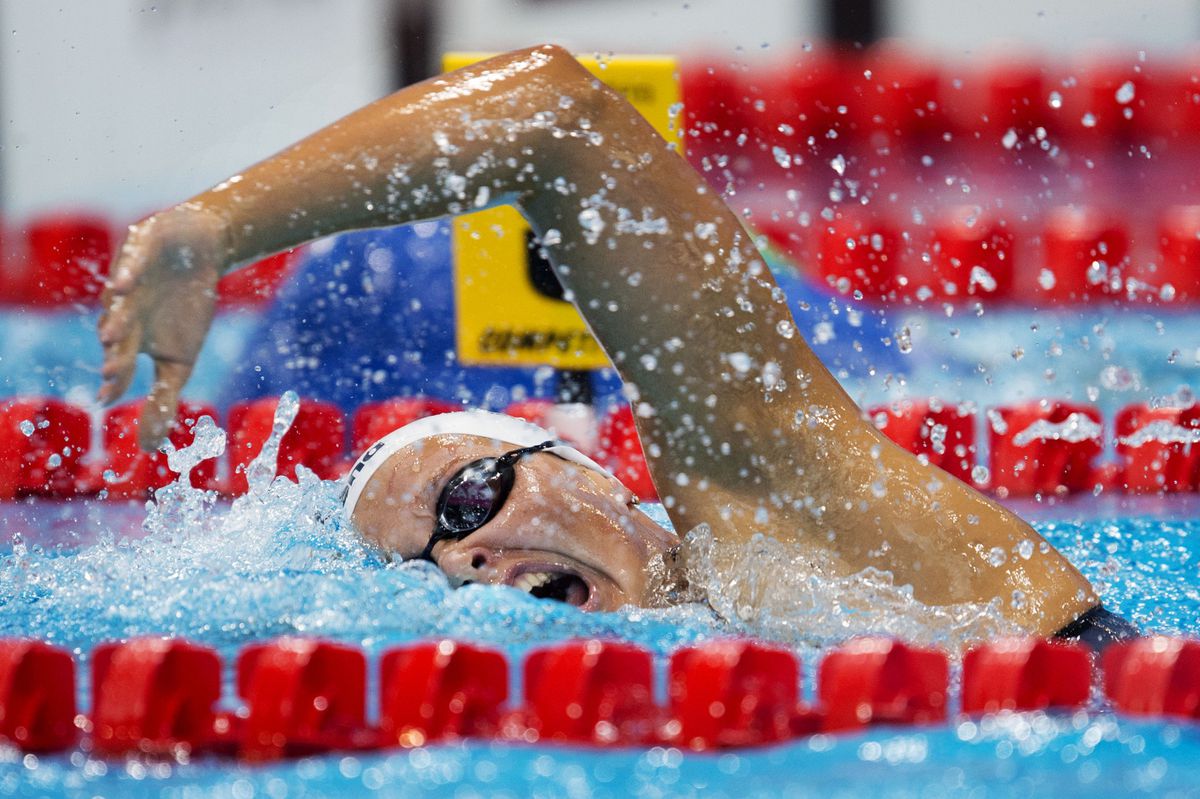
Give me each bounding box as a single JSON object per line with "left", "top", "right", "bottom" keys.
{"left": 529, "top": 43, "right": 622, "bottom": 107}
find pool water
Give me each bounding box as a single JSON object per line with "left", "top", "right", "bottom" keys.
{"left": 4, "top": 283, "right": 1200, "bottom": 797}
{"left": 2, "top": 419, "right": 1200, "bottom": 797}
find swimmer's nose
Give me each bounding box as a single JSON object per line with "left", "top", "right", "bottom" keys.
{"left": 437, "top": 546, "right": 496, "bottom": 585}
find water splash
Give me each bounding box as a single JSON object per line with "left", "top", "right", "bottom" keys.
{"left": 243, "top": 389, "right": 299, "bottom": 497}
{"left": 678, "top": 525, "right": 1017, "bottom": 652}
{"left": 1012, "top": 413, "right": 1103, "bottom": 447}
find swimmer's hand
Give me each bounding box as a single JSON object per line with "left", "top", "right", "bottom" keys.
{"left": 97, "top": 205, "right": 230, "bottom": 450}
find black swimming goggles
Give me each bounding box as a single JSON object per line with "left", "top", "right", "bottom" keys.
{"left": 415, "top": 440, "right": 557, "bottom": 563}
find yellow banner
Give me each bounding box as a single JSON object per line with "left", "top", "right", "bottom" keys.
{"left": 445, "top": 52, "right": 681, "bottom": 368}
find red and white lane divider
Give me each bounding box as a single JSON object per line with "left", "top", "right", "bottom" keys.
{"left": 755, "top": 203, "right": 1200, "bottom": 306}
{"left": 1, "top": 635, "right": 1196, "bottom": 758}
{"left": 4, "top": 394, "right": 1200, "bottom": 501}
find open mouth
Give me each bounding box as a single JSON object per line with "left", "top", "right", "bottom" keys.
{"left": 510, "top": 567, "right": 591, "bottom": 607}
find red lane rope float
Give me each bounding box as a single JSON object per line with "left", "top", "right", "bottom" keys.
{"left": 519, "top": 640, "right": 658, "bottom": 746}
{"left": 0, "top": 397, "right": 91, "bottom": 500}
{"left": 817, "top": 638, "right": 949, "bottom": 733}
{"left": 596, "top": 404, "right": 658, "bottom": 502}
{"left": 98, "top": 401, "right": 221, "bottom": 498}
{"left": 6, "top": 395, "right": 1200, "bottom": 501}
{"left": 379, "top": 641, "right": 508, "bottom": 746}
{"left": 0, "top": 640, "right": 77, "bottom": 752}
{"left": 667, "top": 640, "right": 816, "bottom": 749}
{"left": 868, "top": 399, "right": 976, "bottom": 483}
{"left": 930, "top": 208, "right": 1017, "bottom": 302}
{"left": 11, "top": 214, "right": 114, "bottom": 307}
{"left": 1102, "top": 637, "right": 1200, "bottom": 719}
{"left": 91, "top": 638, "right": 221, "bottom": 756}
{"left": 1155, "top": 206, "right": 1200, "bottom": 304}
{"left": 215, "top": 249, "right": 301, "bottom": 310}
{"left": 236, "top": 639, "right": 372, "bottom": 760}
{"left": 4, "top": 635, "right": 1200, "bottom": 757}
{"left": 350, "top": 398, "right": 458, "bottom": 460}
{"left": 961, "top": 638, "right": 1091, "bottom": 715}
{"left": 1114, "top": 404, "right": 1200, "bottom": 494}
{"left": 226, "top": 398, "right": 346, "bottom": 495}
{"left": 1040, "top": 207, "right": 1130, "bottom": 304}
{"left": 987, "top": 400, "right": 1103, "bottom": 498}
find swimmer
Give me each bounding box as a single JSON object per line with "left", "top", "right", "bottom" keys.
{"left": 97, "top": 45, "right": 1133, "bottom": 647}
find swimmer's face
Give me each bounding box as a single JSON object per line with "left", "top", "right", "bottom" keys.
{"left": 351, "top": 434, "right": 679, "bottom": 611}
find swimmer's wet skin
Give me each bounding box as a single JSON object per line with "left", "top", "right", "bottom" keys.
{"left": 98, "top": 44, "right": 1128, "bottom": 643}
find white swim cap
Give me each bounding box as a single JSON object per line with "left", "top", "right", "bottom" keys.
{"left": 340, "top": 409, "right": 612, "bottom": 518}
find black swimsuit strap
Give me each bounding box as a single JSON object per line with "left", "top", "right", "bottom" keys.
{"left": 1054, "top": 604, "right": 1140, "bottom": 652}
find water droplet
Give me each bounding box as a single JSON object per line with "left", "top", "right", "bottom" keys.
{"left": 1115, "top": 81, "right": 1136, "bottom": 104}
{"left": 776, "top": 320, "right": 795, "bottom": 339}
{"left": 542, "top": 228, "right": 562, "bottom": 246}
{"left": 971, "top": 465, "right": 990, "bottom": 485}
{"left": 895, "top": 326, "right": 913, "bottom": 354}
{"left": 1001, "top": 128, "right": 1018, "bottom": 150}
{"left": 640, "top": 353, "right": 658, "bottom": 371}
{"left": 772, "top": 146, "right": 791, "bottom": 169}
{"left": 1038, "top": 268, "right": 1057, "bottom": 290}
{"left": 829, "top": 154, "right": 846, "bottom": 176}
{"left": 727, "top": 352, "right": 752, "bottom": 374}
{"left": 18, "top": 420, "right": 34, "bottom": 437}
{"left": 1011, "top": 346, "right": 1025, "bottom": 361}
{"left": 1048, "top": 91, "right": 1063, "bottom": 109}
{"left": 577, "top": 208, "right": 605, "bottom": 243}
{"left": 1081, "top": 112, "right": 1097, "bottom": 128}
{"left": 986, "top": 546, "right": 1007, "bottom": 567}
{"left": 1017, "top": 539, "right": 1034, "bottom": 560}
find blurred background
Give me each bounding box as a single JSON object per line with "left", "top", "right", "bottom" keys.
{"left": 5, "top": 0, "right": 1200, "bottom": 499}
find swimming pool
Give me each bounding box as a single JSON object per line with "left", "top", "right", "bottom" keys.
{"left": 3, "top": 409, "right": 1200, "bottom": 799}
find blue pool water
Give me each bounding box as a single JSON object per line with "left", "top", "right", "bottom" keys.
{"left": 2, "top": 462, "right": 1199, "bottom": 797}
{"left": 4, "top": 287, "right": 1200, "bottom": 796}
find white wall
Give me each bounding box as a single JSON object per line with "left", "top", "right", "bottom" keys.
{"left": 890, "top": 0, "right": 1200, "bottom": 56}
{"left": 2, "top": 0, "right": 1198, "bottom": 224}
{"left": 0, "top": 0, "right": 392, "bottom": 222}
{"left": 438, "top": 0, "right": 820, "bottom": 57}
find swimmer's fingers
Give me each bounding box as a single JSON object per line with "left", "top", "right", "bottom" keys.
{"left": 97, "top": 232, "right": 156, "bottom": 404}
{"left": 97, "top": 310, "right": 142, "bottom": 406}
{"left": 138, "top": 358, "right": 194, "bottom": 450}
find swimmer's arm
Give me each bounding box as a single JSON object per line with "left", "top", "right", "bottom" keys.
{"left": 96, "top": 44, "right": 1096, "bottom": 635}
{"left": 99, "top": 43, "right": 842, "bottom": 490}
